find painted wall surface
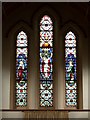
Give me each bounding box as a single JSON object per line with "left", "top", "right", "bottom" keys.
{"left": 2, "top": 112, "right": 89, "bottom": 118}
{"left": 2, "top": 112, "right": 24, "bottom": 118}
{"left": 0, "top": 1, "right": 2, "bottom": 119}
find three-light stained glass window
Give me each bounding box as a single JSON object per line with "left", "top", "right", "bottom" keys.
{"left": 16, "top": 31, "right": 28, "bottom": 107}
{"left": 40, "top": 15, "right": 53, "bottom": 107}
{"left": 65, "top": 31, "right": 77, "bottom": 107}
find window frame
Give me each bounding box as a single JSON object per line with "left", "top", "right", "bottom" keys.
{"left": 61, "top": 26, "right": 83, "bottom": 109}
{"left": 9, "top": 11, "right": 83, "bottom": 110}
{"left": 9, "top": 22, "right": 33, "bottom": 109}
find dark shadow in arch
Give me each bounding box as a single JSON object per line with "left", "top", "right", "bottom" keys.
{"left": 61, "top": 20, "right": 87, "bottom": 38}
{"left": 6, "top": 20, "right": 32, "bottom": 38}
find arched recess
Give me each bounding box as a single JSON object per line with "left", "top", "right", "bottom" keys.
{"left": 59, "top": 21, "right": 86, "bottom": 109}
{"left": 8, "top": 21, "right": 33, "bottom": 109}
{"left": 32, "top": 5, "right": 60, "bottom": 109}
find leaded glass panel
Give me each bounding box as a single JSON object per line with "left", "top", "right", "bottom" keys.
{"left": 40, "top": 15, "right": 53, "bottom": 107}
{"left": 16, "top": 31, "right": 28, "bottom": 107}
{"left": 65, "top": 31, "right": 77, "bottom": 107}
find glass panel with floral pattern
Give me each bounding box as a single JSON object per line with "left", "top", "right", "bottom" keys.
{"left": 40, "top": 15, "right": 53, "bottom": 107}
{"left": 65, "top": 31, "right": 77, "bottom": 107}
{"left": 16, "top": 31, "right": 28, "bottom": 107}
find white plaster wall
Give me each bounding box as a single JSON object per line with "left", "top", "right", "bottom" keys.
{"left": 2, "top": 112, "right": 89, "bottom": 119}
{"left": 82, "top": 37, "right": 88, "bottom": 109}
{"left": 83, "top": 67, "right": 88, "bottom": 109}
{"left": 88, "top": 36, "right": 90, "bottom": 119}
{"left": 69, "top": 112, "right": 88, "bottom": 119}
{"left": 88, "top": 66, "right": 89, "bottom": 119}
{"left": 0, "top": 1, "right": 2, "bottom": 119}
{"left": 2, "top": 37, "right": 10, "bottom": 109}
{"left": 2, "top": 112, "right": 24, "bottom": 118}
{"left": 2, "top": 69, "right": 10, "bottom": 109}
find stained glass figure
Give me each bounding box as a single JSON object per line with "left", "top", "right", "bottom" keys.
{"left": 40, "top": 15, "right": 53, "bottom": 107}
{"left": 65, "top": 31, "right": 77, "bottom": 107}
{"left": 16, "top": 31, "right": 28, "bottom": 107}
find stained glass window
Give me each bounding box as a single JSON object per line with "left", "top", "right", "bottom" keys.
{"left": 16, "top": 31, "right": 28, "bottom": 107}
{"left": 40, "top": 15, "right": 53, "bottom": 107}
{"left": 65, "top": 31, "right": 77, "bottom": 107}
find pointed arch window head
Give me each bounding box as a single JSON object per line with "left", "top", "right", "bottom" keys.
{"left": 16, "top": 31, "right": 28, "bottom": 107}
{"left": 40, "top": 15, "right": 53, "bottom": 48}
{"left": 65, "top": 31, "right": 77, "bottom": 107}
{"left": 40, "top": 15, "right": 53, "bottom": 107}
{"left": 17, "top": 31, "right": 27, "bottom": 47}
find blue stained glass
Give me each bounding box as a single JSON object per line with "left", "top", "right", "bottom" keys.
{"left": 17, "top": 54, "right": 27, "bottom": 59}
{"left": 40, "top": 72, "right": 53, "bottom": 80}
{"left": 65, "top": 58, "right": 76, "bottom": 63}
{"left": 40, "top": 48, "right": 53, "bottom": 58}
{"left": 16, "top": 59, "right": 27, "bottom": 69}
{"left": 40, "top": 72, "right": 53, "bottom": 79}
{"left": 40, "top": 48, "right": 53, "bottom": 65}
{"left": 66, "top": 54, "right": 76, "bottom": 59}
{"left": 40, "top": 48, "right": 53, "bottom": 54}
{"left": 66, "top": 73, "right": 76, "bottom": 81}
{"left": 40, "top": 80, "right": 53, "bottom": 84}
